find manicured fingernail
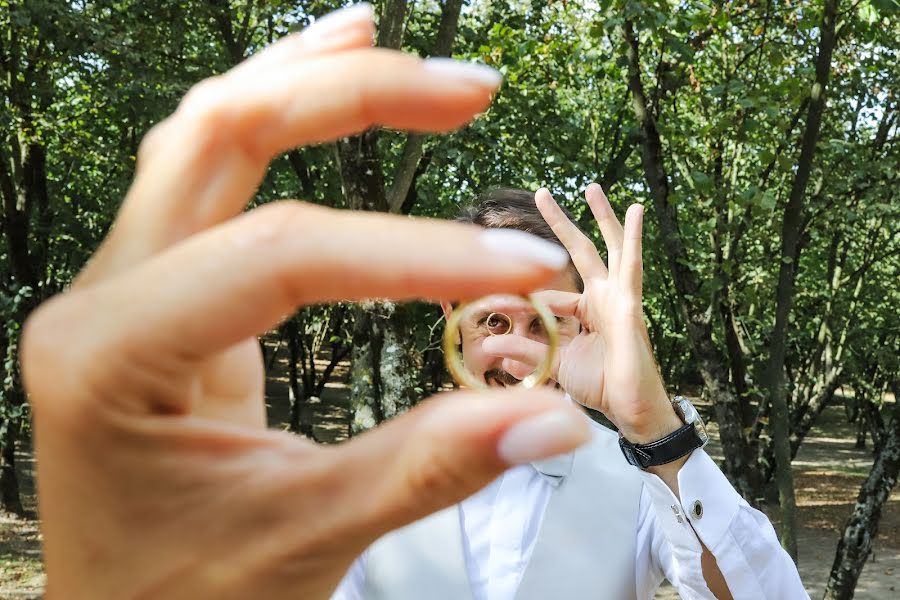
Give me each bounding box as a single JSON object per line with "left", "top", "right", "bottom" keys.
{"left": 305, "top": 3, "right": 374, "bottom": 41}
{"left": 480, "top": 229, "right": 570, "bottom": 270}
{"left": 498, "top": 411, "right": 592, "bottom": 464}
{"left": 423, "top": 58, "right": 503, "bottom": 88}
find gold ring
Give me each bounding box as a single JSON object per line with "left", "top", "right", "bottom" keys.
{"left": 443, "top": 294, "right": 559, "bottom": 390}
{"left": 485, "top": 312, "right": 512, "bottom": 336}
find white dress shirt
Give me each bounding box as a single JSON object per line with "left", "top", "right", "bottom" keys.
{"left": 332, "top": 423, "right": 808, "bottom": 600}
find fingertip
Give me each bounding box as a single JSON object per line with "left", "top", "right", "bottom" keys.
{"left": 497, "top": 407, "right": 593, "bottom": 465}
{"left": 585, "top": 182, "right": 604, "bottom": 198}
{"left": 625, "top": 203, "right": 644, "bottom": 234}
{"left": 534, "top": 189, "right": 559, "bottom": 219}
{"left": 422, "top": 58, "right": 502, "bottom": 90}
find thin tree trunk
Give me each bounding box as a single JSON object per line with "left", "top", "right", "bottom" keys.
{"left": 387, "top": 0, "right": 464, "bottom": 213}
{"left": 823, "top": 387, "right": 900, "bottom": 599}
{"left": 763, "top": 0, "right": 841, "bottom": 560}
{"left": 285, "top": 320, "right": 303, "bottom": 434}
{"left": 0, "top": 417, "right": 25, "bottom": 517}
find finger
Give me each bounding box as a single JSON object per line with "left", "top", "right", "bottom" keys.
{"left": 327, "top": 388, "right": 591, "bottom": 542}
{"left": 77, "top": 50, "right": 502, "bottom": 288}
{"left": 25, "top": 204, "right": 571, "bottom": 412}
{"left": 534, "top": 188, "right": 607, "bottom": 280}
{"left": 584, "top": 183, "right": 625, "bottom": 281}
{"left": 482, "top": 335, "right": 558, "bottom": 379}
{"left": 620, "top": 203, "right": 645, "bottom": 305}
{"left": 503, "top": 358, "right": 538, "bottom": 381}
{"left": 513, "top": 290, "right": 582, "bottom": 317}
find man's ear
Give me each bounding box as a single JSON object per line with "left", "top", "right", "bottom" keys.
{"left": 440, "top": 301, "right": 461, "bottom": 345}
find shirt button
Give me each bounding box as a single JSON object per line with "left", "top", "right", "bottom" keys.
{"left": 691, "top": 500, "right": 703, "bottom": 520}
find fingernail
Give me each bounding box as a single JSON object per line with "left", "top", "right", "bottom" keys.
{"left": 423, "top": 58, "right": 503, "bottom": 88}
{"left": 480, "top": 229, "right": 570, "bottom": 270}
{"left": 305, "top": 3, "right": 374, "bottom": 40}
{"left": 498, "top": 411, "right": 592, "bottom": 464}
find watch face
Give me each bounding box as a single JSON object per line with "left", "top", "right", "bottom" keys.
{"left": 676, "top": 397, "right": 709, "bottom": 447}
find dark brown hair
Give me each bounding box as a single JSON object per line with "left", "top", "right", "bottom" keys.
{"left": 457, "top": 188, "right": 584, "bottom": 292}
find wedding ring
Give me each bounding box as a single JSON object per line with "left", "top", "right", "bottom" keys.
{"left": 443, "top": 293, "right": 559, "bottom": 389}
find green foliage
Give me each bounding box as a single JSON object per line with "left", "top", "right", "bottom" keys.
{"left": 1, "top": 285, "right": 32, "bottom": 445}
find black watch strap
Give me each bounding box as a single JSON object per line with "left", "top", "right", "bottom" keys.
{"left": 619, "top": 423, "right": 704, "bottom": 468}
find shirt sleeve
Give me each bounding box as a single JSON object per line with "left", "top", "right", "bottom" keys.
{"left": 329, "top": 553, "right": 368, "bottom": 600}
{"left": 637, "top": 449, "right": 809, "bottom": 600}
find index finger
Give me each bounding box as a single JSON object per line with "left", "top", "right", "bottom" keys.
{"left": 534, "top": 188, "right": 608, "bottom": 280}
{"left": 78, "top": 50, "right": 502, "bottom": 288}
{"left": 25, "top": 204, "right": 572, "bottom": 415}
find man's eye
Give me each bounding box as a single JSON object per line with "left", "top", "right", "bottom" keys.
{"left": 485, "top": 312, "right": 511, "bottom": 335}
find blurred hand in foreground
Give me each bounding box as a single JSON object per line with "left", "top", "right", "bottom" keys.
{"left": 20, "top": 5, "right": 591, "bottom": 599}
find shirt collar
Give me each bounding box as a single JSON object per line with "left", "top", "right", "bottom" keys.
{"left": 531, "top": 451, "right": 574, "bottom": 487}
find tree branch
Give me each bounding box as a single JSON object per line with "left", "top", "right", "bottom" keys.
{"left": 387, "top": 0, "right": 464, "bottom": 213}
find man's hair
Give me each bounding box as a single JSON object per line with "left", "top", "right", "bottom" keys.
{"left": 457, "top": 188, "right": 584, "bottom": 291}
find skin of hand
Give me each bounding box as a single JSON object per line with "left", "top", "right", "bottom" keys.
{"left": 19, "top": 5, "right": 593, "bottom": 599}
{"left": 481, "top": 186, "right": 684, "bottom": 446}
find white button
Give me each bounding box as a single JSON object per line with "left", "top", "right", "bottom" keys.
{"left": 691, "top": 500, "right": 703, "bottom": 520}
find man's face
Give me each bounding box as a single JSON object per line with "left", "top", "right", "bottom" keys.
{"left": 443, "top": 269, "right": 582, "bottom": 388}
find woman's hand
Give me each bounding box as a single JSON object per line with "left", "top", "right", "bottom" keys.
{"left": 20, "top": 6, "right": 591, "bottom": 599}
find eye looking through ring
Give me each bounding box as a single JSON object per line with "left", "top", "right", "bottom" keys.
{"left": 485, "top": 312, "right": 512, "bottom": 336}
{"left": 443, "top": 294, "right": 559, "bottom": 390}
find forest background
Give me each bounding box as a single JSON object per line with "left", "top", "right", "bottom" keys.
{"left": 1, "top": 1, "right": 898, "bottom": 598}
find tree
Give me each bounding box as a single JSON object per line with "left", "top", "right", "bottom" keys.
{"left": 340, "top": 0, "right": 465, "bottom": 434}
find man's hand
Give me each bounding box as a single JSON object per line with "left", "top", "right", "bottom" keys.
{"left": 20, "top": 6, "right": 592, "bottom": 599}
{"left": 482, "top": 185, "right": 683, "bottom": 446}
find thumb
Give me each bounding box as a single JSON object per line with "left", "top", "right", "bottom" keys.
{"left": 325, "top": 388, "right": 591, "bottom": 544}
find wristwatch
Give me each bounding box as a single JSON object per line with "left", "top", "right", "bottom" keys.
{"left": 618, "top": 396, "right": 709, "bottom": 469}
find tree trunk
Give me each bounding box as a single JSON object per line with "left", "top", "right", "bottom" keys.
{"left": 349, "top": 303, "right": 385, "bottom": 434}
{"left": 0, "top": 417, "right": 25, "bottom": 517}
{"left": 823, "top": 394, "right": 900, "bottom": 599}
{"left": 340, "top": 0, "right": 465, "bottom": 433}
{"left": 762, "top": 0, "right": 841, "bottom": 560}
{"left": 285, "top": 320, "right": 303, "bottom": 434}
{"left": 758, "top": 368, "right": 842, "bottom": 481}
{"left": 378, "top": 302, "right": 422, "bottom": 419}
{"left": 336, "top": 130, "right": 389, "bottom": 435}
{"left": 386, "top": 0, "right": 464, "bottom": 213}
